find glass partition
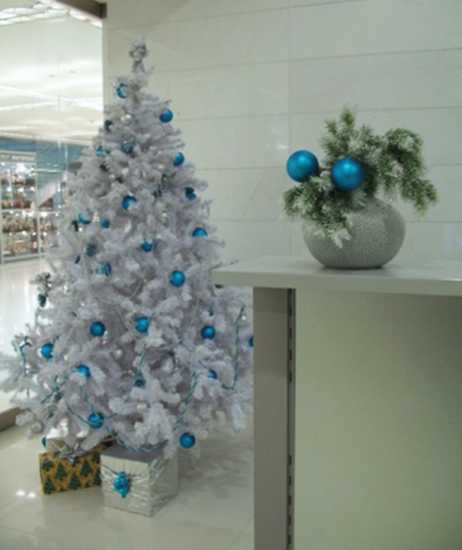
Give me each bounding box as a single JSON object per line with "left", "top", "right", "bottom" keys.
{"left": 0, "top": 141, "right": 83, "bottom": 262}
{"left": 0, "top": 9, "right": 101, "bottom": 418}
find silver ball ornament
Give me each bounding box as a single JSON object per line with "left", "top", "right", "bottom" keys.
{"left": 30, "top": 421, "right": 44, "bottom": 434}
{"left": 114, "top": 349, "right": 123, "bottom": 359}
{"left": 137, "top": 403, "right": 148, "bottom": 413}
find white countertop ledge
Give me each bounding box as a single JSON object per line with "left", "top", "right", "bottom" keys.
{"left": 212, "top": 256, "right": 462, "bottom": 297}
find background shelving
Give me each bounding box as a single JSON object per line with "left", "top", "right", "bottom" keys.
{"left": 0, "top": 140, "right": 83, "bottom": 263}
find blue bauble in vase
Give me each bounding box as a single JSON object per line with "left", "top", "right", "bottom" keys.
{"left": 208, "top": 369, "right": 218, "bottom": 380}
{"left": 331, "top": 157, "right": 365, "bottom": 191}
{"left": 286, "top": 150, "right": 320, "bottom": 183}
{"left": 179, "top": 432, "right": 196, "bottom": 449}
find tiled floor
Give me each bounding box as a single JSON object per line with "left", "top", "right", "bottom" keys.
{"left": 0, "top": 260, "right": 254, "bottom": 549}
{"left": 0, "top": 425, "right": 254, "bottom": 550}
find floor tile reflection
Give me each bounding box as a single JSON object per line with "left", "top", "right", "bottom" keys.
{"left": 0, "top": 421, "right": 254, "bottom": 549}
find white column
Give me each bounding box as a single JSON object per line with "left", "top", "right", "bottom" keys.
{"left": 294, "top": 289, "right": 462, "bottom": 549}
{"left": 254, "top": 288, "right": 290, "bottom": 550}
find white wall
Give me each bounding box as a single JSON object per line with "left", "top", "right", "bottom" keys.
{"left": 103, "top": 0, "right": 462, "bottom": 264}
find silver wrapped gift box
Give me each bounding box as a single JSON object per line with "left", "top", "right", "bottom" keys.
{"left": 100, "top": 445, "right": 178, "bottom": 516}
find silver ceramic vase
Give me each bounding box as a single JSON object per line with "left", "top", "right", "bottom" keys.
{"left": 303, "top": 198, "right": 405, "bottom": 269}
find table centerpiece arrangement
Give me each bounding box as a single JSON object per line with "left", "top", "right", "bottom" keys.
{"left": 284, "top": 107, "right": 437, "bottom": 269}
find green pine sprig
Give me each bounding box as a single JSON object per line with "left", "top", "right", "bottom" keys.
{"left": 284, "top": 107, "right": 437, "bottom": 240}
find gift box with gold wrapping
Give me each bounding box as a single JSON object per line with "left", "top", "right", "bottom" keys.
{"left": 39, "top": 443, "right": 110, "bottom": 495}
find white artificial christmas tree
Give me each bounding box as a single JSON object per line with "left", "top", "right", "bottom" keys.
{"left": 0, "top": 40, "right": 253, "bottom": 458}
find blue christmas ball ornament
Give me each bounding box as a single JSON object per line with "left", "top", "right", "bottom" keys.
{"left": 135, "top": 316, "right": 150, "bottom": 333}
{"left": 76, "top": 364, "right": 91, "bottom": 378}
{"left": 287, "top": 150, "right": 320, "bottom": 183}
{"left": 98, "top": 262, "right": 112, "bottom": 277}
{"left": 40, "top": 342, "right": 54, "bottom": 360}
{"left": 208, "top": 369, "right": 218, "bottom": 380}
{"left": 78, "top": 213, "right": 92, "bottom": 225}
{"left": 88, "top": 412, "right": 104, "bottom": 429}
{"left": 170, "top": 270, "right": 186, "bottom": 287}
{"left": 86, "top": 244, "right": 97, "bottom": 257}
{"left": 185, "top": 187, "right": 196, "bottom": 200}
{"left": 121, "top": 141, "right": 135, "bottom": 155}
{"left": 113, "top": 471, "right": 130, "bottom": 498}
{"left": 104, "top": 119, "right": 113, "bottom": 132}
{"left": 122, "top": 195, "right": 137, "bottom": 210}
{"left": 116, "top": 82, "right": 128, "bottom": 99}
{"left": 141, "top": 240, "right": 154, "bottom": 252}
{"left": 100, "top": 218, "right": 110, "bottom": 229}
{"left": 180, "top": 432, "right": 196, "bottom": 449}
{"left": 192, "top": 227, "right": 207, "bottom": 237}
{"left": 248, "top": 336, "right": 254, "bottom": 348}
{"left": 173, "top": 152, "right": 185, "bottom": 166}
{"left": 331, "top": 157, "right": 365, "bottom": 191}
{"left": 96, "top": 145, "right": 106, "bottom": 158}
{"left": 90, "top": 321, "right": 106, "bottom": 337}
{"left": 201, "top": 325, "right": 216, "bottom": 340}
{"left": 159, "top": 109, "right": 173, "bottom": 123}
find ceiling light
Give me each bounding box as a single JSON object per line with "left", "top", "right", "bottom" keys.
{"left": 0, "top": 1, "right": 101, "bottom": 27}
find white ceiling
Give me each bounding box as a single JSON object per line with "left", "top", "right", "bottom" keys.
{"left": 0, "top": 2, "right": 102, "bottom": 145}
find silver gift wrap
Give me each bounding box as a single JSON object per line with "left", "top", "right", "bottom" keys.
{"left": 101, "top": 445, "right": 178, "bottom": 516}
